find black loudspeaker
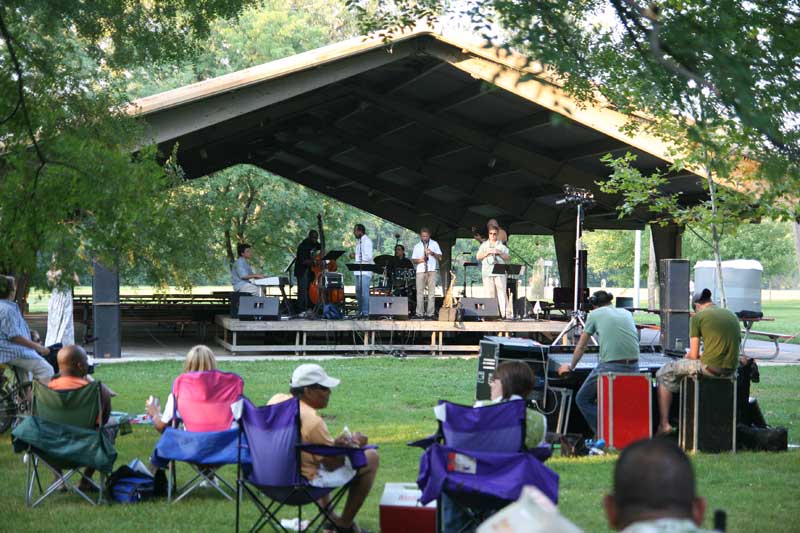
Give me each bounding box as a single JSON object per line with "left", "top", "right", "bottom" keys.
{"left": 461, "top": 297, "right": 500, "bottom": 321}
{"left": 679, "top": 375, "right": 737, "bottom": 453}
{"left": 237, "top": 296, "right": 280, "bottom": 321}
{"left": 659, "top": 259, "right": 690, "bottom": 311}
{"left": 369, "top": 296, "right": 408, "bottom": 319}
{"left": 659, "top": 259, "right": 690, "bottom": 353}
{"left": 577, "top": 250, "right": 588, "bottom": 291}
{"left": 92, "top": 260, "right": 121, "bottom": 358}
{"left": 230, "top": 291, "right": 241, "bottom": 319}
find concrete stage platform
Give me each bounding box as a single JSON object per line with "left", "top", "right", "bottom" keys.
{"left": 215, "top": 315, "right": 567, "bottom": 355}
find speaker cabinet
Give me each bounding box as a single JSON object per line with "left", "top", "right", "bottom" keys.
{"left": 460, "top": 297, "right": 500, "bottom": 320}
{"left": 92, "top": 260, "right": 121, "bottom": 358}
{"left": 369, "top": 296, "right": 409, "bottom": 319}
{"left": 237, "top": 296, "right": 280, "bottom": 321}
{"left": 659, "top": 259, "right": 690, "bottom": 353}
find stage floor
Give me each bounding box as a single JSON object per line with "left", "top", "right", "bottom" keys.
{"left": 215, "top": 315, "right": 567, "bottom": 355}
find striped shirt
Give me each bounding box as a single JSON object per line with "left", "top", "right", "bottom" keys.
{"left": 0, "top": 300, "right": 40, "bottom": 363}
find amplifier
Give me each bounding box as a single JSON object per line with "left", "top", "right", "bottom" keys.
{"left": 323, "top": 272, "right": 343, "bottom": 288}
{"left": 460, "top": 297, "right": 500, "bottom": 320}
{"left": 369, "top": 296, "right": 408, "bottom": 319}
{"left": 659, "top": 258, "right": 690, "bottom": 352}
{"left": 679, "top": 374, "right": 737, "bottom": 453}
{"left": 237, "top": 296, "right": 280, "bottom": 321}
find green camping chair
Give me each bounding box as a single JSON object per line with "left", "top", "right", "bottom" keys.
{"left": 12, "top": 380, "right": 117, "bottom": 507}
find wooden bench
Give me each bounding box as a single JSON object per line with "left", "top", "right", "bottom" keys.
{"left": 74, "top": 294, "right": 231, "bottom": 337}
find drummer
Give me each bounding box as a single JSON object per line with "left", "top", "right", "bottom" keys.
{"left": 391, "top": 244, "right": 413, "bottom": 270}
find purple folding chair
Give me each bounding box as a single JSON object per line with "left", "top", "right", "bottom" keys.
{"left": 411, "top": 400, "right": 559, "bottom": 532}
{"left": 235, "top": 396, "right": 375, "bottom": 533}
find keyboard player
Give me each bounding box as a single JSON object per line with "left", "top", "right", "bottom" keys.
{"left": 557, "top": 290, "right": 640, "bottom": 437}
{"left": 231, "top": 243, "right": 265, "bottom": 295}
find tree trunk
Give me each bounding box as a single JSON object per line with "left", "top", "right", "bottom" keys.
{"left": 647, "top": 230, "right": 657, "bottom": 309}
{"left": 704, "top": 162, "right": 727, "bottom": 308}
{"left": 794, "top": 223, "right": 800, "bottom": 278}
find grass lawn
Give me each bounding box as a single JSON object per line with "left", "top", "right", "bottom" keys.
{"left": 0, "top": 359, "right": 798, "bottom": 532}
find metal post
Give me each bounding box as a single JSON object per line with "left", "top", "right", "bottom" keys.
{"left": 633, "top": 229, "right": 642, "bottom": 308}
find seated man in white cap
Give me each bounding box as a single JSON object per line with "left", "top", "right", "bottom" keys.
{"left": 268, "top": 364, "right": 379, "bottom": 533}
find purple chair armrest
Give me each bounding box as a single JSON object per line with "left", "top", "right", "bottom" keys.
{"left": 528, "top": 444, "right": 552, "bottom": 462}
{"left": 297, "top": 444, "right": 378, "bottom": 469}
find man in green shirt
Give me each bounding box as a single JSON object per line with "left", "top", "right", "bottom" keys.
{"left": 558, "top": 290, "right": 640, "bottom": 436}
{"left": 655, "top": 288, "right": 741, "bottom": 435}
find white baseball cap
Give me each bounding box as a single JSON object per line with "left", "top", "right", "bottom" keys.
{"left": 291, "top": 364, "right": 341, "bottom": 388}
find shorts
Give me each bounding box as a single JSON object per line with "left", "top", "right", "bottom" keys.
{"left": 308, "top": 457, "right": 356, "bottom": 488}
{"left": 656, "top": 359, "right": 711, "bottom": 393}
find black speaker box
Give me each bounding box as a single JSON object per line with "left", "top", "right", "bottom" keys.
{"left": 659, "top": 259, "right": 690, "bottom": 311}
{"left": 461, "top": 297, "right": 500, "bottom": 320}
{"left": 679, "top": 375, "right": 737, "bottom": 453}
{"left": 237, "top": 296, "right": 280, "bottom": 321}
{"left": 369, "top": 296, "right": 408, "bottom": 319}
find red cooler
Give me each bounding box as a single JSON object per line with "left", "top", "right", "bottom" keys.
{"left": 379, "top": 482, "right": 436, "bottom": 533}
{"left": 597, "top": 372, "right": 652, "bottom": 449}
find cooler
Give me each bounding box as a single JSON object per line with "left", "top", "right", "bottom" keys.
{"left": 379, "top": 482, "right": 436, "bottom": 533}
{"left": 679, "top": 374, "right": 737, "bottom": 453}
{"left": 597, "top": 372, "right": 652, "bottom": 449}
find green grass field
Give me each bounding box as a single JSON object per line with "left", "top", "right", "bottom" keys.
{"left": 1, "top": 359, "right": 797, "bottom": 532}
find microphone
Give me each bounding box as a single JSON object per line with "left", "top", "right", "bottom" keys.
{"left": 394, "top": 233, "right": 400, "bottom": 239}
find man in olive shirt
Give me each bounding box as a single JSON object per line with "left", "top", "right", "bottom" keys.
{"left": 655, "top": 288, "right": 741, "bottom": 434}
{"left": 558, "top": 290, "right": 640, "bottom": 436}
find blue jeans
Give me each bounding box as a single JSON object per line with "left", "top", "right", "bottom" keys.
{"left": 354, "top": 274, "right": 371, "bottom": 316}
{"left": 576, "top": 360, "right": 640, "bottom": 436}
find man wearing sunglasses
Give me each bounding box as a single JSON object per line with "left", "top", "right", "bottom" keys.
{"left": 268, "top": 364, "right": 379, "bottom": 533}
{"left": 476, "top": 225, "right": 511, "bottom": 318}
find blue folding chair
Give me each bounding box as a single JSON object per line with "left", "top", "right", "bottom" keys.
{"left": 411, "top": 399, "right": 559, "bottom": 532}
{"left": 235, "top": 396, "right": 376, "bottom": 533}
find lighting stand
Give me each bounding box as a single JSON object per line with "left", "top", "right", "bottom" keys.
{"left": 552, "top": 186, "right": 597, "bottom": 345}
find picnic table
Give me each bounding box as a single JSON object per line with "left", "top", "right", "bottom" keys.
{"left": 739, "top": 316, "right": 794, "bottom": 360}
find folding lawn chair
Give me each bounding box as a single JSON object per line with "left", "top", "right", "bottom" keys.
{"left": 151, "top": 370, "right": 245, "bottom": 503}
{"left": 411, "top": 399, "right": 559, "bottom": 533}
{"left": 235, "top": 396, "right": 376, "bottom": 533}
{"left": 12, "top": 380, "right": 117, "bottom": 507}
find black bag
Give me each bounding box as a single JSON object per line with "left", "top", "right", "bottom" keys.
{"left": 737, "top": 424, "right": 788, "bottom": 452}
{"left": 107, "top": 466, "right": 157, "bottom": 503}
{"left": 559, "top": 433, "right": 589, "bottom": 457}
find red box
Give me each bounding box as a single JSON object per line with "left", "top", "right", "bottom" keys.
{"left": 598, "top": 372, "right": 652, "bottom": 449}
{"left": 379, "top": 482, "right": 436, "bottom": 533}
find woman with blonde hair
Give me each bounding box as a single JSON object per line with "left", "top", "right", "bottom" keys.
{"left": 146, "top": 345, "right": 225, "bottom": 433}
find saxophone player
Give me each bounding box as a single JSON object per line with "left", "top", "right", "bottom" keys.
{"left": 476, "top": 225, "right": 510, "bottom": 318}
{"left": 411, "top": 227, "right": 442, "bottom": 319}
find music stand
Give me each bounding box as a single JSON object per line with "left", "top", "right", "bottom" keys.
{"left": 491, "top": 264, "right": 522, "bottom": 276}
{"left": 323, "top": 250, "right": 345, "bottom": 261}
{"left": 345, "top": 263, "right": 384, "bottom": 274}
{"left": 492, "top": 264, "right": 523, "bottom": 318}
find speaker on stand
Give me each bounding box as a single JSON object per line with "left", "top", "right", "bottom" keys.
{"left": 659, "top": 259, "right": 690, "bottom": 354}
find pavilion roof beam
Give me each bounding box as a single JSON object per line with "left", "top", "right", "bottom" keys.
{"left": 347, "top": 83, "right": 621, "bottom": 211}
{"left": 310, "top": 123, "right": 560, "bottom": 232}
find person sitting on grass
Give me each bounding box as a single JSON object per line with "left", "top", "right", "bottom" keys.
{"left": 268, "top": 364, "right": 379, "bottom": 533}
{"left": 604, "top": 438, "right": 711, "bottom": 532}
{"left": 145, "top": 344, "right": 227, "bottom": 433}
{"left": 48, "top": 344, "right": 115, "bottom": 492}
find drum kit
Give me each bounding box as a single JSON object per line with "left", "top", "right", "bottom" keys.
{"left": 372, "top": 255, "right": 417, "bottom": 310}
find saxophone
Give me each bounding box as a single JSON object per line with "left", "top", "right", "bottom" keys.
{"left": 443, "top": 270, "right": 457, "bottom": 308}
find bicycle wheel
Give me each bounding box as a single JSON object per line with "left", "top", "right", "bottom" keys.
{"left": 0, "top": 367, "right": 18, "bottom": 433}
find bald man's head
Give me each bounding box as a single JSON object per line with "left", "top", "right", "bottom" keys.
{"left": 57, "top": 345, "right": 89, "bottom": 377}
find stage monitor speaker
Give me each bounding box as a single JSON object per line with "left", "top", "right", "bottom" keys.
{"left": 237, "top": 296, "right": 280, "bottom": 321}
{"left": 369, "top": 296, "right": 409, "bottom": 319}
{"left": 461, "top": 297, "right": 500, "bottom": 321}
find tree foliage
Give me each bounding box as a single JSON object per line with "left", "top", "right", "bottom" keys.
{"left": 0, "top": 0, "right": 259, "bottom": 298}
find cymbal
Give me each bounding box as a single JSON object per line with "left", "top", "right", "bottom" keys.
{"left": 374, "top": 255, "right": 394, "bottom": 267}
